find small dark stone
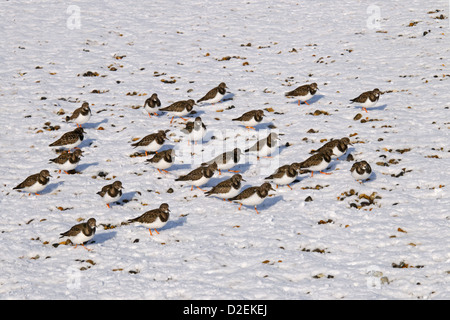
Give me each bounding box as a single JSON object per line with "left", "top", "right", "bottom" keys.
{"left": 133, "top": 239, "right": 139, "bottom": 243}
{"left": 353, "top": 113, "right": 362, "bottom": 121}
{"left": 167, "top": 188, "right": 174, "bottom": 194}
{"left": 305, "top": 196, "right": 313, "bottom": 202}
{"left": 98, "top": 171, "right": 108, "bottom": 178}
{"left": 346, "top": 153, "right": 354, "bottom": 161}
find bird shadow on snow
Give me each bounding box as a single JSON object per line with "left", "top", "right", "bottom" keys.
{"left": 93, "top": 230, "right": 117, "bottom": 245}
{"left": 163, "top": 215, "right": 188, "bottom": 231}
{"left": 170, "top": 163, "right": 192, "bottom": 171}
{"left": 83, "top": 118, "right": 108, "bottom": 129}
{"left": 287, "top": 94, "right": 325, "bottom": 105}
{"left": 42, "top": 181, "right": 64, "bottom": 194}
{"left": 261, "top": 195, "right": 284, "bottom": 210}
{"left": 351, "top": 104, "right": 387, "bottom": 112}
{"left": 76, "top": 162, "right": 99, "bottom": 172}
{"left": 121, "top": 191, "right": 138, "bottom": 202}
{"left": 79, "top": 138, "right": 96, "bottom": 149}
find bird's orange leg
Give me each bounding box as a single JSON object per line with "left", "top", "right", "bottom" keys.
{"left": 320, "top": 171, "right": 332, "bottom": 175}
{"left": 305, "top": 101, "right": 310, "bottom": 105}
{"left": 245, "top": 126, "right": 255, "bottom": 130}
{"left": 196, "top": 186, "right": 205, "bottom": 192}
{"left": 287, "top": 184, "right": 293, "bottom": 190}
{"left": 81, "top": 244, "right": 92, "bottom": 251}
{"left": 170, "top": 116, "right": 174, "bottom": 124}
{"left": 362, "top": 107, "right": 368, "bottom": 113}
{"left": 106, "top": 203, "right": 110, "bottom": 208}
{"left": 148, "top": 229, "right": 153, "bottom": 236}
{"left": 238, "top": 203, "right": 242, "bottom": 211}
{"left": 228, "top": 170, "right": 240, "bottom": 173}
{"left": 254, "top": 206, "right": 259, "bottom": 214}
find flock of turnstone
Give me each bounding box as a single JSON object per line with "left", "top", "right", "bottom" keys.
{"left": 13, "top": 83, "right": 379, "bottom": 250}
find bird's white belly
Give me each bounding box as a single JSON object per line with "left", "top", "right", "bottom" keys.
{"left": 241, "top": 118, "right": 259, "bottom": 127}
{"left": 152, "top": 158, "right": 173, "bottom": 170}
{"left": 306, "top": 160, "right": 329, "bottom": 172}
{"left": 272, "top": 174, "right": 296, "bottom": 186}
{"left": 237, "top": 193, "right": 264, "bottom": 206}
{"left": 190, "top": 175, "right": 211, "bottom": 187}
{"left": 143, "top": 140, "right": 162, "bottom": 152}
{"left": 102, "top": 192, "right": 121, "bottom": 204}
{"left": 332, "top": 146, "right": 346, "bottom": 159}
{"left": 59, "top": 138, "right": 81, "bottom": 149}
{"left": 189, "top": 127, "right": 206, "bottom": 142}
{"left": 141, "top": 218, "right": 168, "bottom": 230}
{"left": 57, "top": 160, "right": 78, "bottom": 171}
{"left": 170, "top": 110, "right": 190, "bottom": 117}
{"left": 256, "top": 144, "right": 277, "bottom": 157}
{"left": 214, "top": 187, "right": 241, "bottom": 199}
{"left": 359, "top": 99, "right": 377, "bottom": 108}
{"left": 217, "top": 159, "right": 237, "bottom": 170}
{"left": 299, "top": 92, "right": 313, "bottom": 102}
{"left": 74, "top": 113, "right": 91, "bottom": 125}
{"left": 69, "top": 232, "right": 94, "bottom": 245}
{"left": 352, "top": 170, "right": 371, "bottom": 181}
{"left": 23, "top": 181, "right": 46, "bottom": 193}
{"left": 207, "top": 92, "right": 224, "bottom": 104}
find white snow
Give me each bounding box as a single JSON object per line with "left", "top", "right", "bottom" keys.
{"left": 0, "top": 0, "right": 449, "bottom": 300}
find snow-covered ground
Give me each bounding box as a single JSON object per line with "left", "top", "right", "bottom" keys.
{"left": 0, "top": 0, "right": 449, "bottom": 299}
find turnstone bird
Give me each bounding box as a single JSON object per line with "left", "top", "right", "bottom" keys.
{"left": 181, "top": 117, "right": 206, "bottom": 145}
{"left": 285, "top": 83, "right": 319, "bottom": 106}
{"left": 146, "top": 149, "right": 175, "bottom": 174}
{"left": 197, "top": 82, "right": 228, "bottom": 105}
{"left": 59, "top": 218, "right": 97, "bottom": 251}
{"left": 127, "top": 203, "right": 170, "bottom": 236}
{"left": 229, "top": 182, "right": 275, "bottom": 214}
{"left": 13, "top": 169, "right": 51, "bottom": 195}
{"left": 265, "top": 162, "right": 301, "bottom": 190}
{"left": 350, "top": 88, "right": 381, "bottom": 113}
{"left": 245, "top": 132, "right": 279, "bottom": 159}
{"left": 49, "top": 127, "right": 85, "bottom": 152}
{"left": 159, "top": 99, "right": 195, "bottom": 124}
{"left": 205, "top": 174, "right": 245, "bottom": 200}
{"left": 65, "top": 102, "right": 91, "bottom": 127}
{"left": 202, "top": 148, "right": 242, "bottom": 174}
{"left": 299, "top": 148, "right": 334, "bottom": 177}
{"left": 143, "top": 93, "right": 161, "bottom": 117}
{"left": 350, "top": 160, "right": 372, "bottom": 182}
{"left": 315, "top": 137, "right": 351, "bottom": 160}
{"left": 175, "top": 162, "right": 217, "bottom": 191}
{"left": 97, "top": 180, "right": 123, "bottom": 208}
{"left": 131, "top": 130, "right": 168, "bottom": 156}
{"left": 49, "top": 149, "right": 83, "bottom": 174}
{"left": 232, "top": 109, "right": 265, "bottom": 130}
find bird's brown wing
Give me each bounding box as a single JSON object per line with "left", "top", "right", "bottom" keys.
{"left": 197, "top": 87, "right": 218, "bottom": 102}
{"left": 49, "top": 131, "right": 80, "bottom": 146}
